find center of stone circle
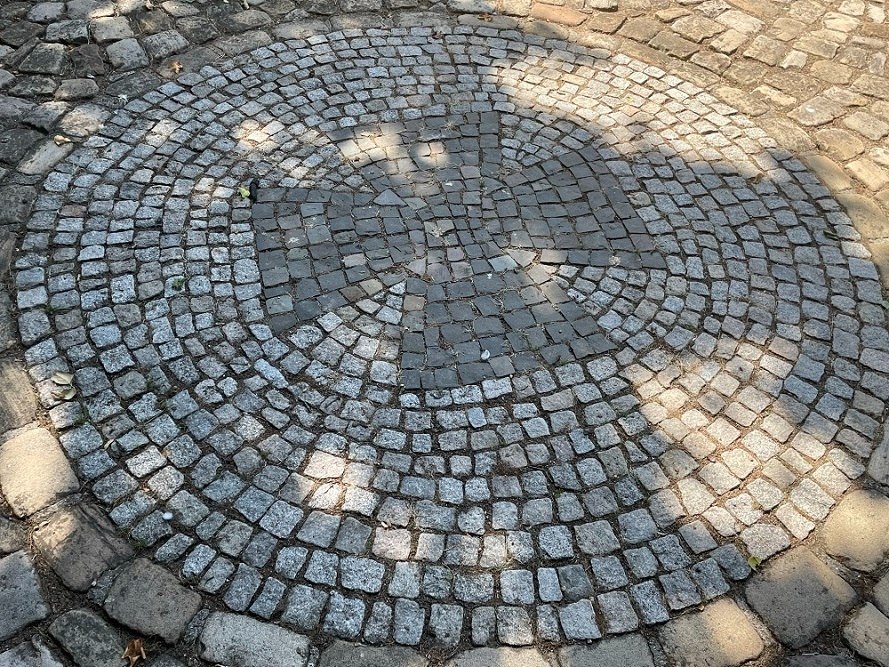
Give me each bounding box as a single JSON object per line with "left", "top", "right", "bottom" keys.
{"left": 251, "top": 112, "right": 665, "bottom": 389}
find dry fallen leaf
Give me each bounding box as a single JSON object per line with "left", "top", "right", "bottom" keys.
{"left": 52, "top": 386, "right": 77, "bottom": 401}
{"left": 171, "top": 61, "right": 183, "bottom": 74}
{"left": 122, "top": 638, "right": 147, "bottom": 667}
{"left": 51, "top": 371, "right": 74, "bottom": 385}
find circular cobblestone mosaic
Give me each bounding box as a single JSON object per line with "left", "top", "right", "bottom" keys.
{"left": 15, "top": 25, "right": 889, "bottom": 647}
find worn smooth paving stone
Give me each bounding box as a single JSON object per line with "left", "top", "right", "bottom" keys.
{"left": 104, "top": 558, "right": 201, "bottom": 643}
{"left": 0, "top": 185, "right": 37, "bottom": 225}
{"left": 199, "top": 612, "right": 312, "bottom": 667}
{"left": 0, "top": 517, "right": 27, "bottom": 555}
{"left": 658, "top": 599, "right": 764, "bottom": 667}
{"left": 869, "top": 429, "right": 889, "bottom": 482}
{"left": 12, "top": 22, "right": 889, "bottom": 647}
{"left": 0, "top": 428, "right": 78, "bottom": 517}
{"left": 444, "top": 648, "right": 550, "bottom": 667}
{"left": 0, "top": 639, "right": 65, "bottom": 667}
{"left": 49, "top": 609, "right": 126, "bottom": 667}
{"left": 558, "top": 635, "right": 654, "bottom": 666}
{"left": 821, "top": 490, "right": 889, "bottom": 571}
{"left": 0, "top": 359, "right": 37, "bottom": 433}
{"left": 876, "top": 573, "right": 889, "bottom": 617}
{"left": 34, "top": 504, "right": 134, "bottom": 591}
{"left": 745, "top": 548, "right": 857, "bottom": 649}
{"left": 843, "top": 603, "right": 889, "bottom": 667}
{"left": 0, "top": 551, "right": 50, "bottom": 641}
{"left": 318, "top": 640, "right": 428, "bottom": 667}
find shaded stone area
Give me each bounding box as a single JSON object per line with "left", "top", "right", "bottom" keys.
{"left": 252, "top": 113, "right": 663, "bottom": 387}
{"left": 104, "top": 558, "right": 202, "bottom": 643}
{"left": 745, "top": 548, "right": 857, "bottom": 649}
{"left": 0, "top": 552, "right": 49, "bottom": 641}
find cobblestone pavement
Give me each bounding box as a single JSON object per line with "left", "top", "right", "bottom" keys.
{"left": 3, "top": 0, "right": 889, "bottom": 666}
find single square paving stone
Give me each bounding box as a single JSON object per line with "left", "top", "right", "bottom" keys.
{"left": 49, "top": 609, "right": 124, "bottom": 667}
{"left": 0, "top": 185, "right": 37, "bottom": 224}
{"left": 821, "top": 490, "right": 889, "bottom": 571}
{"left": 0, "top": 128, "right": 44, "bottom": 166}
{"left": 324, "top": 593, "right": 366, "bottom": 640}
{"left": 843, "top": 603, "right": 889, "bottom": 667}
{"left": 444, "top": 648, "right": 550, "bottom": 667}
{"left": 319, "top": 641, "right": 428, "bottom": 667}
{"left": 104, "top": 558, "right": 202, "bottom": 643}
{"left": 559, "top": 600, "right": 601, "bottom": 640}
{"left": 34, "top": 504, "right": 133, "bottom": 591}
{"left": 558, "top": 635, "right": 654, "bottom": 667}
{"left": 19, "top": 43, "right": 68, "bottom": 74}
{"left": 199, "top": 612, "right": 312, "bottom": 667}
{"left": 659, "top": 599, "right": 764, "bottom": 667}
{"left": 745, "top": 547, "right": 856, "bottom": 649}
{"left": 0, "top": 427, "right": 79, "bottom": 517}
{"left": 106, "top": 38, "right": 149, "bottom": 70}
{"left": 0, "top": 552, "right": 49, "bottom": 640}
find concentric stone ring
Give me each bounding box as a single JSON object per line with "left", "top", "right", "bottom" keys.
{"left": 16, "top": 24, "right": 886, "bottom": 648}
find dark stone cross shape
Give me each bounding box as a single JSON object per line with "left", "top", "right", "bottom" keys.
{"left": 251, "top": 111, "right": 664, "bottom": 389}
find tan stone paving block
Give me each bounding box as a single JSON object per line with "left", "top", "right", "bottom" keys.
{"left": 710, "top": 28, "right": 747, "bottom": 54}
{"left": 649, "top": 30, "right": 699, "bottom": 59}
{"left": 34, "top": 504, "right": 133, "bottom": 591}
{"left": 844, "top": 111, "right": 889, "bottom": 140}
{"left": 836, "top": 192, "right": 888, "bottom": 240}
{"left": 0, "top": 427, "right": 78, "bottom": 517}
{"left": 801, "top": 154, "right": 854, "bottom": 191}
{"left": 848, "top": 158, "right": 889, "bottom": 191}
{"left": 671, "top": 15, "right": 724, "bottom": 43}
{"left": 618, "top": 16, "right": 662, "bottom": 41}
{"left": 744, "top": 34, "right": 784, "bottom": 66}
{"left": 822, "top": 489, "right": 889, "bottom": 571}
{"left": 815, "top": 128, "right": 865, "bottom": 160}
{"left": 853, "top": 74, "right": 889, "bottom": 100}
{"left": 691, "top": 51, "right": 731, "bottom": 73}
{"left": 0, "top": 359, "right": 37, "bottom": 434}
{"left": 770, "top": 16, "right": 806, "bottom": 40}
{"left": 659, "top": 598, "right": 763, "bottom": 667}
{"left": 530, "top": 3, "right": 587, "bottom": 25}
{"left": 811, "top": 60, "right": 855, "bottom": 84}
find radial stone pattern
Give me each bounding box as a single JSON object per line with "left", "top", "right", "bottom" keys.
{"left": 15, "top": 25, "right": 889, "bottom": 648}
